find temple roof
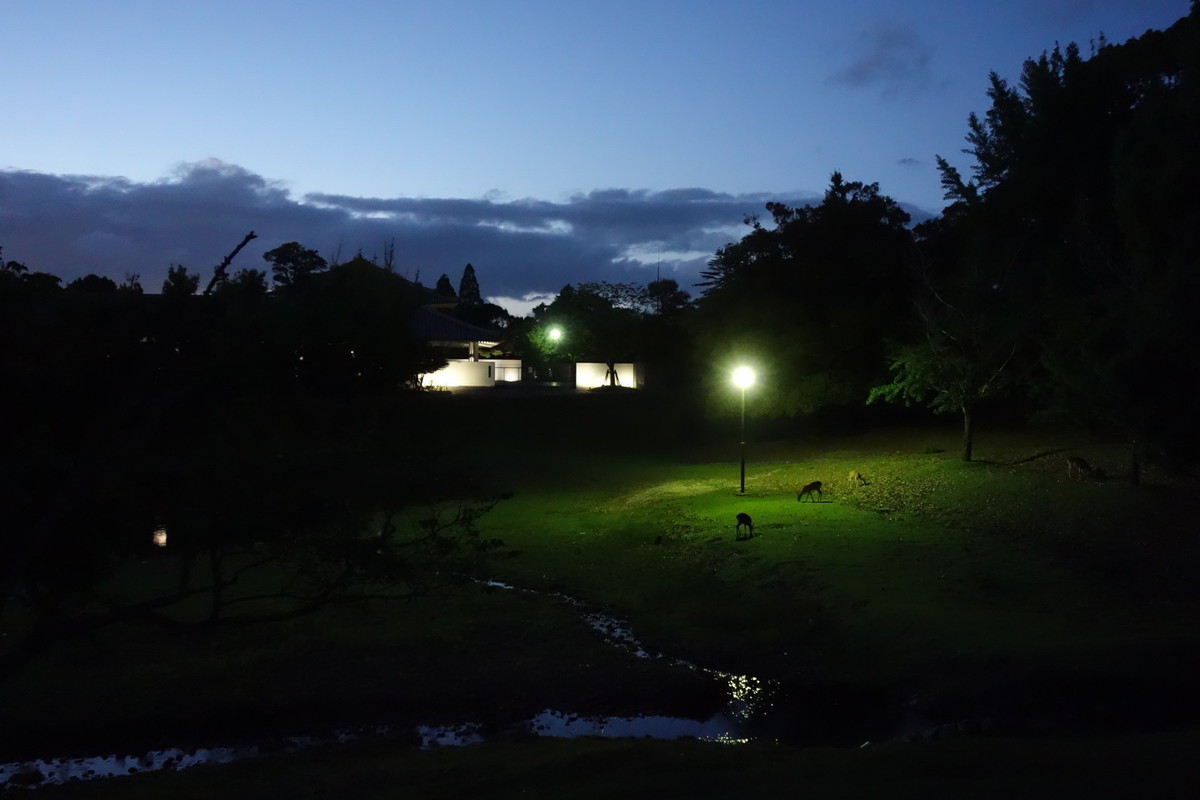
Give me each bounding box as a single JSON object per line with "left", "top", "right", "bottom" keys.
{"left": 410, "top": 306, "right": 501, "bottom": 347}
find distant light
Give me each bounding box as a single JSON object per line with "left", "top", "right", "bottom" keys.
{"left": 732, "top": 366, "right": 755, "bottom": 389}
{"left": 548, "top": 326, "right": 563, "bottom": 342}
{"left": 153, "top": 526, "right": 168, "bottom": 547}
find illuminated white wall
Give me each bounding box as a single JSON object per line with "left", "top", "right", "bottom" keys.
{"left": 422, "top": 359, "right": 646, "bottom": 389}
{"left": 421, "top": 359, "right": 495, "bottom": 388}
{"left": 576, "top": 362, "right": 644, "bottom": 389}
{"left": 488, "top": 359, "right": 522, "bottom": 382}
{"left": 421, "top": 359, "right": 527, "bottom": 388}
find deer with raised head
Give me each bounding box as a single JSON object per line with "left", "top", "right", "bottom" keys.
{"left": 797, "top": 481, "right": 823, "bottom": 503}
{"left": 847, "top": 469, "right": 870, "bottom": 487}
{"left": 735, "top": 513, "right": 754, "bottom": 540}
{"left": 1066, "top": 456, "right": 1095, "bottom": 480}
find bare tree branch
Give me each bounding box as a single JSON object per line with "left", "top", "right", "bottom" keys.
{"left": 203, "top": 231, "right": 258, "bottom": 296}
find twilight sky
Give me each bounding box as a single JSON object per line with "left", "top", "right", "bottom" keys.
{"left": 1, "top": 0, "right": 1189, "bottom": 315}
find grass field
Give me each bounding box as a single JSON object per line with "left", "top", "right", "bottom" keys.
{"left": 3, "top": 397, "right": 1199, "bottom": 796}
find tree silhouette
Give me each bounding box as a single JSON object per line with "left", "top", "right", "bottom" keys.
{"left": 435, "top": 273, "right": 457, "bottom": 297}
{"left": 902, "top": 8, "right": 1200, "bottom": 470}
{"left": 162, "top": 264, "right": 200, "bottom": 298}
{"left": 65, "top": 274, "right": 118, "bottom": 294}
{"left": 263, "top": 241, "right": 328, "bottom": 293}
{"left": 645, "top": 278, "right": 691, "bottom": 316}
{"left": 118, "top": 273, "right": 144, "bottom": 296}
{"left": 694, "top": 173, "right": 918, "bottom": 417}
{"left": 458, "top": 263, "right": 481, "bottom": 306}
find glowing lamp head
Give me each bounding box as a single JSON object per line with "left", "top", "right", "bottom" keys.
{"left": 548, "top": 326, "right": 563, "bottom": 342}
{"left": 152, "top": 526, "right": 168, "bottom": 547}
{"left": 732, "top": 366, "right": 755, "bottom": 390}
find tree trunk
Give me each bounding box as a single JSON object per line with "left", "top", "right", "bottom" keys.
{"left": 961, "top": 403, "right": 974, "bottom": 462}
{"left": 1129, "top": 438, "right": 1141, "bottom": 485}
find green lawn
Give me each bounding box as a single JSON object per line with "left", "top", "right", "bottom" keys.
{"left": 477, "top": 427, "right": 1196, "bottom": 691}
{"left": 4, "top": 418, "right": 1198, "bottom": 795}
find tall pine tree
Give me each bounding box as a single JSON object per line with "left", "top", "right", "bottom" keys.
{"left": 458, "top": 264, "right": 481, "bottom": 306}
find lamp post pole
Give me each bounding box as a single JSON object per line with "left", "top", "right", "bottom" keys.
{"left": 739, "top": 385, "right": 747, "bottom": 494}
{"left": 732, "top": 366, "right": 754, "bottom": 495}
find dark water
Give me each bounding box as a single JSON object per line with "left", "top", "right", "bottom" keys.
{"left": 0, "top": 578, "right": 928, "bottom": 790}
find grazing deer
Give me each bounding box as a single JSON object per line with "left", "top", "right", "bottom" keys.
{"left": 1066, "top": 456, "right": 1095, "bottom": 480}
{"left": 797, "top": 481, "right": 823, "bottom": 503}
{"left": 735, "top": 512, "right": 754, "bottom": 540}
{"left": 847, "top": 469, "right": 869, "bottom": 487}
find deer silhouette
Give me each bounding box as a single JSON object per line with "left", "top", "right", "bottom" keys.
{"left": 1066, "top": 456, "right": 1095, "bottom": 480}
{"left": 797, "top": 481, "right": 823, "bottom": 502}
{"left": 735, "top": 512, "right": 754, "bottom": 540}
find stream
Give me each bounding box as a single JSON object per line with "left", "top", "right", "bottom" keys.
{"left": 0, "top": 578, "right": 932, "bottom": 790}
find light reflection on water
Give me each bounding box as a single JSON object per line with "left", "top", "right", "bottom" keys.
{"left": 0, "top": 748, "right": 240, "bottom": 789}
{"left": 485, "top": 578, "right": 772, "bottom": 744}
{"left": 530, "top": 710, "right": 749, "bottom": 744}
{"left": 716, "top": 671, "right": 769, "bottom": 721}
{"left": 418, "top": 724, "right": 484, "bottom": 748}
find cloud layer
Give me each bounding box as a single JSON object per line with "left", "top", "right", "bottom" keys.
{"left": 828, "top": 22, "right": 937, "bottom": 100}
{"left": 1, "top": 161, "right": 814, "bottom": 309}
{"left": 2, "top": 160, "right": 930, "bottom": 314}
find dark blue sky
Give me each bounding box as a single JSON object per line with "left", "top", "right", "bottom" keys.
{"left": 1, "top": 0, "right": 1189, "bottom": 313}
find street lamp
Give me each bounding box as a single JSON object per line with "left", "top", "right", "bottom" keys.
{"left": 732, "top": 366, "right": 756, "bottom": 494}
{"left": 543, "top": 325, "right": 565, "bottom": 384}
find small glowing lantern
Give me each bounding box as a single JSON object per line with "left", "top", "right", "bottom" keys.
{"left": 152, "top": 526, "right": 168, "bottom": 548}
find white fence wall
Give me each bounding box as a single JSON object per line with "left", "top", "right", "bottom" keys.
{"left": 421, "top": 359, "right": 495, "bottom": 388}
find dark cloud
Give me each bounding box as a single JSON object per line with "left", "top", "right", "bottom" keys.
{"left": 829, "top": 22, "right": 936, "bottom": 99}
{"left": 1, "top": 161, "right": 823, "bottom": 309}
{"left": 896, "top": 157, "right": 923, "bottom": 167}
